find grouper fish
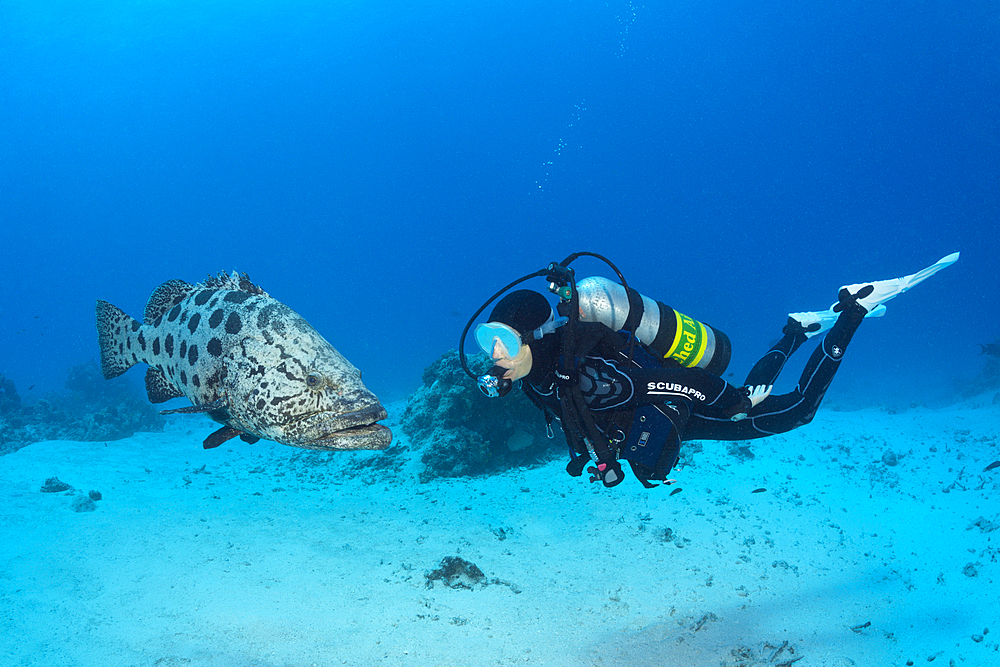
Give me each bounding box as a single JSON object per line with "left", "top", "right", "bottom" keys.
{"left": 978, "top": 343, "right": 1000, "bottom": 357}
{"left": 96, "top": 272, "right": 391, "bottom": 451}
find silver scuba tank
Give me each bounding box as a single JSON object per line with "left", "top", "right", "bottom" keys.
{"left": 575, "top": 276, "right": 732, "bottom": 376}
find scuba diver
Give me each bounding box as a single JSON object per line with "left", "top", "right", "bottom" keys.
{"left": 460, "top": 251, "right": 959, "bottom": 489}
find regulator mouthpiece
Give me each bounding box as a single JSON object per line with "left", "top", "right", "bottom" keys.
{"left": 478, "top": 366, "right": 513, "bottom": 398}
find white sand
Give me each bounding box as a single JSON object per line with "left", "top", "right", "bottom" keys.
{"left": 1, "top": 397, "right": 997, "bottom": 667}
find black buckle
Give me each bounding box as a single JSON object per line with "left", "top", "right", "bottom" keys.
{"left": 587, "top": 460, "right": 625, "bottom": 487}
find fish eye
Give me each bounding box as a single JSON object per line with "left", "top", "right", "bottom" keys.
{"left": 305, "top": 371, "right": 326, "bottom": 389}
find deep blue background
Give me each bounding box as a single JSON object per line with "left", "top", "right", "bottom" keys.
{"left": 2, "top": 0, "right": 997, "bottom": 407}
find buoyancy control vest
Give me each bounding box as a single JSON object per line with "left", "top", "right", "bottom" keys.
{"left": 522, "top": 323, "right": 688, "bottom": 488}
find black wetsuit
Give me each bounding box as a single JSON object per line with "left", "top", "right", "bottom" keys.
{"left": 522, "top": 303, "right": 867, "bottom": 483}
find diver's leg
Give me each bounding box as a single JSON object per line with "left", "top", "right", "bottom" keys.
{"left": 778, "top": 300, "right": 867, "bottom": 423}
{"left": 682, "top": 253, "right": 960, "bottom": 442}
{"left": 682, "top": 301, "right": 866, "bottom": 441}
{"left": 742, "top": 318, "right": 813, "bottom": 387}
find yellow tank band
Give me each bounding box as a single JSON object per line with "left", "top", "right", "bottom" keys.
{"left": 664, "top": 309, "right": 709, "bottom": 368}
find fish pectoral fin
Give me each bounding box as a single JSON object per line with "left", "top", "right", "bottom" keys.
{"left": 159, "top": 397, "right": 229, "bottom": 416}
{"left": 203, "top": 426, "right": 245, "bottom": 449}
{"left": 145, "top": 368, "right": 184, "bottom": 403}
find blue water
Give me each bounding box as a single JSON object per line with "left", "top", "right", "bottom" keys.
{"left": 1, "top": 0, "right": 997, "bottom": 406}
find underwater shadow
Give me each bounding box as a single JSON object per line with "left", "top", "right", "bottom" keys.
{"left": 576, "top": 573, "right": 968, "bottom": 667}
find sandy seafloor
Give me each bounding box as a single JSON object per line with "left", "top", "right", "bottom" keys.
{"left": 1, "top": 396, "right": 997, "bottom": 667}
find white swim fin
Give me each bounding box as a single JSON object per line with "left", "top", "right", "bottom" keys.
{"left": 833, "top": 251, "right": 960, "bottom": 314}
{"left": 788, "top": 304, "right": 887, "bottom": 339}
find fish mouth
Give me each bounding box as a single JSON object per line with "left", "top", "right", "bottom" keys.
{"left": 295, "top": 404, "right": 392, "bottom": 451}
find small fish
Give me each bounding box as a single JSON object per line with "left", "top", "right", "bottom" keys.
{"left": 669, "top": 487, "right": 683, "bottom": 496}
{"left": 984, "top": 461, "right": 1000, "bottom": 473}
{"left": 752, "top": 487, "right": 766, "bottom": 494}
{"left": 978, "top": 343, "right": 1000, "bottom": 357}
{"left": 850, "top": 621, "right": 871, "bottom": 633}
{"left": 96, "top": 272, "right": 391, "bottom": 451}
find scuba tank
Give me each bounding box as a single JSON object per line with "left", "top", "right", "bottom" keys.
{"left": 575, "top": 276, "right": 731, "bottom": 377}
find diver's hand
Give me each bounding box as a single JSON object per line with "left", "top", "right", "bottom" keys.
{"left": 746, "top": 384, "right": 773, "bottom": 408}
{"left": 730, "top": 384, "right": 773, "bottom": 421}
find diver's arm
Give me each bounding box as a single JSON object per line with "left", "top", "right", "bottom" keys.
{"left": 627, "top": 366, "right": 753, "bottom": 418}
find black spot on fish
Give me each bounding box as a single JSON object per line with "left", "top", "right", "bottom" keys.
{"left": 224, "top": 291, "right": 250, "bottom": 304}
{"left": 167, "top": 304, "right": 182, "bottom": 322}
{"left": 225, "top": 312, "right": 242, "bottom": 335}
{"left": 194, "top": 290, "right": 216, "bottom": 306}
{"left": 130, "top": 320, "right": 141, "bottom": 332}
{"left": 188, "top": 344, "right": 198, "bottom": 366}
{"left": 180, "top": 371, "right": 187, "bottom": 384}
{"left": 187, "top": 313, "right": 201, "bottom": 334}
{"left": 207, "top": 337, "right": 222, "bottom": 357}
{"left": 137, "top": 332, "right": 146, "bottom": 351}
{"left": 178, "top": 310, "right": 188, "bottom": 325}
{"left": 152, "top": 337, "right": 160, "bottom": 355}
{"left": 118, "top": 342, "right": 124, "bottom": 353}
{"left": 192, "top": 374, "right": 200, "bottom": 387}
{"left": 179, "top": 340, "right": 187, "bottom": 359}
{"left": 209, "top": 309, "right": 224, "bottom": 329}
{"left": 256, "top": 399, "right": 266, "bottom": 410}
{"left": 126, "top": 337, "right": 131, "bottom": 350}
{"left": 165, "top": 334, "right": 174, "bottom": 357}
{"left": 132, "top": 353, "right": 138, "bottom": 362}
{"left": 276, "top": 362, "right": 297, "bottom": 381}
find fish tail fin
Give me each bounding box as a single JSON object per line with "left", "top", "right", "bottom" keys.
{"left": 96, "top": 300, "right": 140, "bottom": 379}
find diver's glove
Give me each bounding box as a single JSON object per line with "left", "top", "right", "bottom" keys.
{"left": 730, "top": 384, "right": 773, "bottom": 421}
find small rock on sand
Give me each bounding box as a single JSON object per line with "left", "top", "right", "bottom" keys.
{"left": 71, "top": 495, "right": 97, "bottom": 513}
{"left": 40, "top": 477, "right": 72, "bottom": 493}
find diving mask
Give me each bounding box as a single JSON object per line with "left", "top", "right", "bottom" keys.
{"left": 474, "top": 315, "right": 569, "bottom": 360}
{"left": 475, "top": 322, "right": 523, "bottom": 359}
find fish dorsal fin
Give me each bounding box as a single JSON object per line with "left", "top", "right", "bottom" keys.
{"left": 145, "top": 367, "right": 184, "bottom": 403}
{"left": 197, "top": 271, "right": 268, "bottom": 297}
{"left": 144, "top": 279, "right": 194, "bottom": 324}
